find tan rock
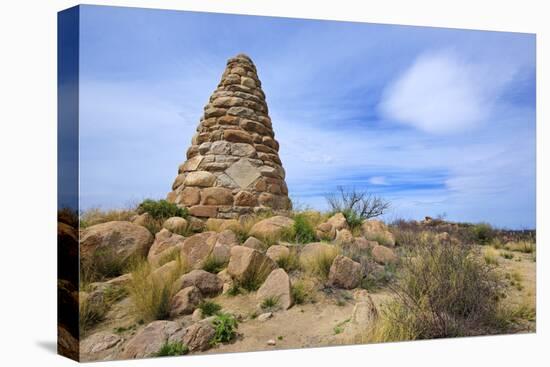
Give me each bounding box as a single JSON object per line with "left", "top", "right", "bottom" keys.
{"left": 180, "top": 231, "right": 218, "bottom": 268}
{"left": 227, "top": 246, "right": 277, "bottom": 283}
{"left": 175, "top": 270, "right": 223, "bottom": 296}
{"left": 249, "top": 215, "right": 294, "bottom": 239}
{"left": 266, "top": 245, "right": 290, "bottom": 262}
{"left": 80, "top": 221, "right": 153, "bottom": 267}
{"left": 200, "top": 187, "right": 234, "bottom": 205}
{"left": 234, "top": 191, "right": 258, "bottom": 206}
{"left": 300, "top": 242, "right": 337, "bottom": 264}
{"left": 162, "top": 217, "right": 188, "bottom": 234}
{"left": 362, "top": 220, "right": 395, "bottom": 247}
{"left": 223, "top": 129, "right": 253, "bottom": 144}
{"left": 184, "top": 171, "right": 217, "bottom": 187}
{"left": 371, "top": 245, "right": 398, "bottom": 265}
{"left": 81, "top": 331, "right": 122, "bottom": 355}
{"left": 147, "top": 229, "right": 185, "bottom": 267}
{"left": 189, "top": 205, "right": 218, "bottom": 218}
{"left": 170, "top": 286, "right": 203, "bottom": 317}
{"left": 243, "top": 236, "right": 265, "bottom": 251}
{"left": 182, "top": 322, "right": 216, "bottom": 352}
{"left": 328, "top": 255, "right": 362, "bottom": 289}
{"left": 178, "top": 187, "right": 201, "bottom": 206}
{"left": 335, "top": 228, "right": 354, "bottom": 244}
{"left": 351, "top": 293, "right": 379, "bottom": 328}
{"left": 256, "top": 268, "right": 293, "bottom": 310}
{"left": 120, "top": 320, "right": 184, "bottom": 359}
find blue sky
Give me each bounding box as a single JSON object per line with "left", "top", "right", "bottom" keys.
{"left": 76, "top": 5, "right": 536, "bottom": 229}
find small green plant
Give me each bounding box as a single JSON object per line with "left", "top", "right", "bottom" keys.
{"left": 333, "top": 318, "right": 350, "bottom": 335}
{"left": 471, "top": 223, "right": 495, "bottom": 244}
{"left": 292, "top": 213, "right": 317, "bottom": 244}
{"left": 199, "top": 301, "right": 222, "bottom": 317}
{"left": 226, "top": 282, "right": 242, "bottom": 296}
{"left": 342, "top": 209, "right": 363, "bottom": 232}
{"left": 277, "top": 335, "right": 284, "bottom": 340}
{"left": 137, "top": 199, "right": 188, "bottom": 220}
{"left": 211, "top": 313, "right": 238, "bottom": 344}
{"left": 202, "top": 255, "right": 228, "bottom": 274}
{"left": 260, "top": 296, "right": 280, "bottom": 311}
{"left": 154, "top": 341, "right": 189, "bottom": 357}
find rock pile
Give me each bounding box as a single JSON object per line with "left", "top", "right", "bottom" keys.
{"left": 167, "top": 54, "right": 291, "bottom": 219}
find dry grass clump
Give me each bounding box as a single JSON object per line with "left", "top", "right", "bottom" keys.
{"left": 127, "top": 255, "right": 188, "bottom": 323}
{"left": 504, "top": 241, "right": 536, "bottom": 254}
{"left": 301, "top": 246, "right": 339, "bottom": 279}
{"left": 80, "top": 208, "right": 137, "bottom": 228}
{"left": 483, "top": 247, "right": 500, "bottom": 265}
{"left": 291, "top": 278, "right": 316, "bottom": 304}
{"left": 276, "top": 250, "right": 301, "bottom": 272}
{"left": 80, "top": 247, "right": 134, "bottom": 286}
{"left": 364, "top": 239, "right": 504, "bottom": 342}
{"left": 79, "top": 292, "right": 107, "bottom": 336}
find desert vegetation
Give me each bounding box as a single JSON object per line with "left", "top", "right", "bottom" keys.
{"left": 70, "top": 188, "right": 535, "bottom": 361}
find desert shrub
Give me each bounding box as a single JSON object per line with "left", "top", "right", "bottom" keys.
{"left": 391, "top": 227, "right": 421, "bottom": 248}
{"left": 201, "top": 255, "right": 228, "bottom": 274}
{"left": 301, "top": 246, "right": 339, "bottom": 279}
{"left": 291, "top": 279, "right": 315, "bottom": 304}
{"left": 326, "top": 186, "right": 390, "bottom": 227}
{"left": 504, "top": 241, "right": 535, "bottom": 254}
{"left": 260, "top": 296, "right": 280, "bottom": 311}
{"left": 471, "top": 223, "right": 495, "bottom": 244}
{"left": 211, "top": 313, "right": 238, "bottom": 344}
{"left": 154, "top": 341, "right": 189, "bottom": 357}
{"left": 80, "top": 208, "right": 137, "bottom": 228}
{"left": 80, "top": 247, "right": 134, "bottom": 285}
{"left": 500, "top": 251, "right": 514, "bottom": 260}
{"left": 198, "top": 301, "right": 222, "bottom": 317}
{"left": 360, "top": 263, "right": 397, "bottom": 292}
{"left": 103, "top": 285, "right": 128, "bottom": 304}
{"left": 276, "top": 251, "right": 300, "bottom": 272}
{"left": 365, "top": 240, "right": 504, "bottom": 342}
{"left": 79, "top": 293, "right": 107, "bottom": 335}
{"left": 127, "top": 257, "right": 187, "bottom": 322}
{"left": 483, "top": 247, "right": 500, "bottom": 265}
{"left": 137, "top": 199, "right": 188, "bottom": 220}
{"left": 291, "top": 213, "right": 317, "bottom": 244}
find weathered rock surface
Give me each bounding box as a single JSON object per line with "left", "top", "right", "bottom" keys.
{"left": 170, "top": 286, "right": 203, "bottom": 317}
{"left": 371, "top": 245, "right": 398, "bottom": 265}
{"left": 147, "top": 229, "right": 185, "bottom": 267}
{"left": 80, "top": 221, "right": 153, "bottom": 266}
{"left": 362, "top": 220, "right": 395, "bottom": 247}
{"left": 227, "top": 245, "right": 277, "bottom": 283}
{"left": 266, "top": 245, "right": 290, "bottom": 262}
{"left": 328, "top": 255, "right": 362, "bottom": 289}
{"left": 120, "top": 320, "right": 184, "bottom": 359}
{"left": 175, "top": 269, "right": 223, "bottom": 296}
{"left": 351, "top": 293, "right": 379, "bottom": 328}
{"left": 256, "top": 268, "right": 293, "bottom": 310}
{"left": 249, "top": 215, "right": 294, "bottom": 239}
{"left": 316, "top": 212, "right": 349, "bottom": 240}
{"left": 300, "top": 242, "right": 337, "bottom": 264}
{"left": 81, "top": 332, "right": 123, "bottom": 355}
{"left": 162, "top": 217, "right": 188, "bottom": 234}
{"left": 180, "top": 231, "right": 218, "bottom": 268}
{"left": 182, "top": 321, "right": 216, "bottom": 352}
{"left": 167, "top": 54, "right": 291, "bottom": 218}
{"left": 243, "top": 236, "right": 265, "bottom": 251}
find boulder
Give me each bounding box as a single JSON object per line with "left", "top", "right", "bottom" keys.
{"left": 150, "top": 260, "right": 180, "bottom": 282}
{"left": 300, "top": 242, "right": 337, "bottom": 264}
{"left": 182, "top": 321, "right": 216, "bottom": 352}
{"left": 162, "top": 217, "right": 188, "bottom": 234}
{"left": 147, "top": 229, "right": 185, "bottom": 267}
{"left": 243, "top": 236, "right": 265, "bottom": 251}
{"left": 180, "top": 231, "right": 218, "bottom": 268}
{"left": 335, "top": 228, "right": 354, "bottom": 244}
{"left": 81, "top": 331, "right": 122, "bottom": 355}
{"left": 256, "top": 268, "right": 293, "bottom": 310}
{"left": 120, "top": 320, "right": 184, "bottom": 359}
{"left": 353, "top": 237, "right": 378, "bottom": 252}
{"left": 371, "top": 245, "right": 398, "bottom": 265}
{"left": 227, "top": 246, "right": 277, "bottom": 283}
{"left": 175, "top": 270, "right": 223, "bottom": 296}
{"left": 200, "top": 187, "right": 234, "bottom": 205}
{"left": 327, "top": 212, "right": 349, "bottom": 231}
{"left": 170, "top": 286, "right": 203, "bottom": 317}
{"left": 249, "top": 215, "right": 294, "bottom": 239}
{"left": 216, "top": 229, "right": 239, "bottom": 247}
{"left": 316, "top": 213, "right": 349, "bottom": 240}
{"left": 361, "top": 220, "right": 395, "bottom": 247}
{"left": 80, "top": 221, "right": 154, "bottom": 267}
{"left": 266, "top": 245, "right": 290, "bottom": 262}
{"left": 328, "top": 255, "right": 362, "bottom": 289}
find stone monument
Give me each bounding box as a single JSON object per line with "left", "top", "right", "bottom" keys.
{"left": 167, "top": 54, "right": 291, "bottom": 219}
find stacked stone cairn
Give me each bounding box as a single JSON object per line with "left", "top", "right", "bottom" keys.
{"left": 167, "top": 54, "right": 291, "bottom": 219}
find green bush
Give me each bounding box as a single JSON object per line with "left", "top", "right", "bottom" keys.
{"left": 211, "top": 313, "right": 238, "bottom": 344}
{"left": 199, "top": 301, "right": 222, "bottom": 317}
{"left": 154, "top": 341, "right": 189, "bottom": 357}
{"left": 292, "top": 213, "right": 317, "bottom": 244}
{"left": 342, "top": 209, "right": 363, "bottom": 231}
{"left": 366, "top": 239, "right": 504, "bottom": 342}
{"left": 137, "top": 199, "right": 188, "bottom": 220}
{"left": 471, "top": 223, "right": 495, "bottom": 244}
{"left": 260, "top": 296, "right": 280, "bottom": 311}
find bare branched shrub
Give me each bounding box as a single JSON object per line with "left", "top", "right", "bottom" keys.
{"left": 325, "top": 186, "right": 390, "bottom": 227}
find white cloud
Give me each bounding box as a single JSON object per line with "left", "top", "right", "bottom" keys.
{"left": 369, "top": 176, "right": 389, "bottom": 185}
{"left": 379, "top": 50, "right": 515, "bottom": 134}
